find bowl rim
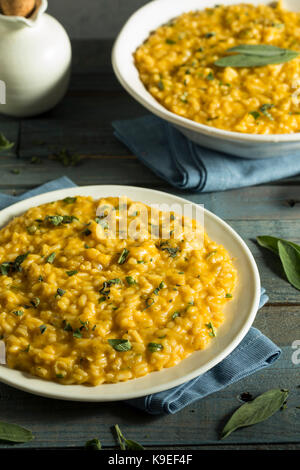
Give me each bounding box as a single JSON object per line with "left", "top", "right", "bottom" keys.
{"left": 0, "top": 184, "right": 261, "bottom": 401}
{"left": 112, "top": 0, "right": 300, "bottom": 144}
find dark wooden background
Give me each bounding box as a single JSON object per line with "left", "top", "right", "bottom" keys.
{"left": 0, "top": 1, "right": 299, "bottom": 450}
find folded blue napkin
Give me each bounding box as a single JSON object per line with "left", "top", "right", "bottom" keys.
{"left": 0, "top": 177, "right": 281, "bottom": 414}
{"left": 113, "top": 115, "right": 300, "bottom": 192}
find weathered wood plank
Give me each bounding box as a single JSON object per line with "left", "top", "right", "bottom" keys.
{"left": 0, "top": 305, "right": 298, "bottom": 449}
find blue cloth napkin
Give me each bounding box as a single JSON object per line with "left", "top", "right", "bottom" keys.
{"left": 0, "top": 177, "right": 281, "bottom": 414}
{"left": 113, "top": 115, "right": 300, "bottom": 192}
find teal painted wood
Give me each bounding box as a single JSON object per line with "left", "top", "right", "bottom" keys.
{"left": 0, "top": 39, "right": 299, "bottom": 449}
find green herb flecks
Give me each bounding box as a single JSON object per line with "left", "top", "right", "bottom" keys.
{"left": 153, "top": 281, "right": 165, "bottom": 295}
{"left": 73, "top": 329, "right": 82, "bottom": 339}
{"left": 63, "top": 197, "right": 77, "bottom": 204}
{"left": 221, "top": 388, "right": 289, "bottom": 439}
{"left": 99, "top": 279, "right": 121, "bottom": 297}
{"left": 215, "top": 44, "right": 299, "bottom": 68}
{"left": 157, "top": 241, "right": 180, "bottom": 258}
{"left": 13, "top": 310, "right": 23, "bottom": 317}
{"left": 260, "top": 103, "right": 274, "bottom": 120}
{"left": 0, "top": 252, "right": 29, "bottom": 276}
{"left": 144, "top": 297, "right": 155, "bottom": 310}
{"left": 206, "top": 321, "right": 216, "bottom": 337}
{"left": 114, "top": 424, "right": 144, "bottom": 451}
{"left": 31, "top": 297, "right": 40, "bottom": 308}
{"left": 118, "top": 248, "right": 130, "bottom": 265}
{"left": 148, "top": 342, "right": 163, "bottom": 352}
{"left": 108, "top": 339, "right": 132, "bottom": 352}
{"left": 39, "top": 324, "right": 47, "bottom": 334}
{"left": 45, "top": 252, "right": 56, "bottom": 264}
{"left": 66, "top": 270, "right": 78, "bottom": 277}
{"left": 126, "top": 276, "right": 137, "bottom": 286}
{"left": 55, "top": 288, "right": 66, "bottom": 298}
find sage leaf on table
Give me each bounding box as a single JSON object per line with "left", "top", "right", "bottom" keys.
{"left": 114, "top": 424, "right": 144, "bottom": 450}
{"left": 0, "top": 421, "right": 33, "bottom": 443}
{"left": 215, "top": 44, "right": 299, "bottom": 67}
{"left": 278, "top": 240, "right": 300, "bottom": 290}
{"left": 257, "top": 235, "right": 300, "bottom": 256}
{"left": 0, "top": 133, "right": 14, "bottom": 153}
{"left": 221, "top": 388, "right": 289, "bottom": 440}
{"left": 257, "top": 236, "right": 300, "bottom": 290}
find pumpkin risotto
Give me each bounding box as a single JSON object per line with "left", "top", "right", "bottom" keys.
{"left": 134, "top": 1, "right": 300, "bottom": 134}
{"left": 0, "top": 196, "right": 236, "bottom": 385}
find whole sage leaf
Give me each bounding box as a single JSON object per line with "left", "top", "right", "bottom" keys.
{"left": 227, "top": 44, "right": 296, "bottom": 56}
{"left": 215, "top": 51, "right": 299, "bottom": 68}
{"left": 257, "top": 235, "right": 300, "bottom": 256}
{"left": 0, "top": 421, "right": 33, "bottom": 443}
{"left": 85, "top": 438, "right": 102, "bottom": 450}
{"left": 278, "top": 240, "right": 300, "bottom": 290}
{"left": 221, "top": 388, "right": 288, "bottom": 440}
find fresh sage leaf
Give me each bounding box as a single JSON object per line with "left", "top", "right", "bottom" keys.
{"left": 0, "top": 421, "right": 33, "bottom": 443}
{"left": 227, "top": 44, "right": 296, "bottom": 56}
{"left": 257, "top": 235, "right": 300, "bottom": 256}
{"left": 215, "top": 51, "right": 299, "bottom": 68}
{"left": 108, "top": 339, "right": 132, "bottom": 352}
{"left": 147, "top": 342, "right": 163, "bottom": 352}
{"left": 278, "top": 240, "right": 300, "bottom": 291}
{"left": 221, "top": 388, "right": 289, "bottom": 439}
{"left": 114, "top": 424, "right": 144, "bottom": 450}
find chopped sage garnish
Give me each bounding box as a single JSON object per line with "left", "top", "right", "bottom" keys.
{"left": 66, "top": 270, "right": 78, "bottom": 277}
{"left": 0, "top": 133, "right": 14, "bottom": 152}
{"left": 39, "top": 324, "right": 47, "bottom": 334}
{"left": 108, "top": 339, "right": 132, "bottom": 352}
{"left": 56, "top": 288, "right": 66, "bottom": 297}
{"left": 206, "top": 321, "right": 216, "bottom": 337}
{"left": 126, "top": 276, "right": 137, "bottom": 286}
{"left": 45, "top": 252, "right": 56, "bottom": 264}
{"left": 73, "top": 329, "right": 82, "bottom": 339}
{"left": 13, "top": 310, "right": 23, "bottom": 317}
{"left": 147, "top": 342, "right": 163, "bottom": 352}
{"left": 221, "top": 389, "right": 289, "bottom": 439}
{"left": 118, "top": 248, "right": 129, "bottom": 265}
{"left": 31, "top": 297, "right": 40, "bottom": 308}
{"left": 63, "top": 196, "right": 77, "bottom": 204}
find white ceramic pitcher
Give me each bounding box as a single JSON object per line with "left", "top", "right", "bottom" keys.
{"left": 0, "top": 0, "right": 72, "bottom": 117}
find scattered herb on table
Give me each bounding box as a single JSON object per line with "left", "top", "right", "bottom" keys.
{"left": 85, "top": 438, "right": 102, "bottom": 450}
{"left": 215, "top": 44, "right": 299, "bottom": 68}
{"left": 52, "top": 148, "right": 82, "bottom": 167}
{"left": 108, "top": 339, "right": 132, "bottom": 352}
{"left": 0, "top": 133, "right": 14, "bottom": 153}
{"left": 221, "top": 388, "right": 289, "bottom": 439}
{"left": 114, "top": 424, "right": 144, "bottom": 450}
{"left": 257, "top": 235, "right": 300, "bottom": 290}
{"left": 0, "top": 421, "right": 33, "bottom": 443}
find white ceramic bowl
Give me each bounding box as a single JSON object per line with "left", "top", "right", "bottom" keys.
{"left": 0, "top": 186, "right": 260, "bottom": 401}
{"left": 112, "top": 0, "right": 300, "bottom": 159}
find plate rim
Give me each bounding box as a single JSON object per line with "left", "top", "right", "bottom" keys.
{"left": 0, "top": 184, "right": 261, "bottom": 401}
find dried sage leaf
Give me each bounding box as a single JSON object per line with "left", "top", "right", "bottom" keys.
{"left": 0, "top": 421, "right": 33, "bottom": 443}
{"left": 221, "top": 388, "right": 289, "bottom": 440}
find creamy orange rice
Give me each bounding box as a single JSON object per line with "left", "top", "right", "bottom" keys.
{"left": 134, "top": 1, "right": 300, "bottom": 134}
{"left": 0, "top": 196, "right": 236, "bottom": 385}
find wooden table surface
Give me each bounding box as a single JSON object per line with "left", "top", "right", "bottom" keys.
{"left": 0, "top": 40, "right": 299, "bottom": 450}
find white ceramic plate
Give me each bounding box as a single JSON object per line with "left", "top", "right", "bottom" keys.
{"left": 112, "top": 0, "right": 300, "bottom": 158}
{"left": 0, "top": 186, "right": 260, "bottom": 401}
